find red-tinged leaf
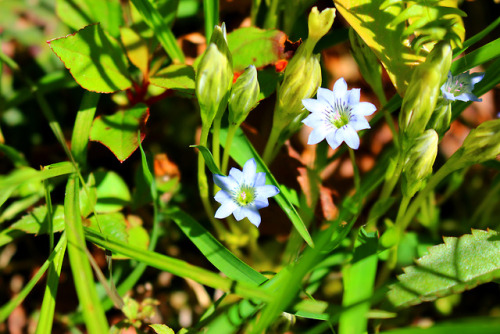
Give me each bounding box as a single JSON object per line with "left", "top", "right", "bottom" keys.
{"left": 227, "top": 27, "right": 288, "bottom": 72}
{"left": 48, "top": 23, "right": 132, "bottom": 93}
{"left": 90, "top": 104, "right": 149, "bottom": 162}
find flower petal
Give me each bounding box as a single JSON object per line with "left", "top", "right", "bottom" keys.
{"left": 348, "top": 88, "right": 360, "bottom": 105}
{"left": 341, "top": 125, "right": 360, "bottom": 149}
{"left": 232, "top": 206, "right": 245, "bottom": 221}
{"left": 213, "top": 174, "right": 238, "bottom": 192}
{"left": 307, "top": 124, "right": 330, "bottom": 144}
{"left": 470, "top": 72, "right": 485, "bottom": 86}
{"left": 325, "top": 129, "right": 342, "bottom": 150}
{"left": 215, "top": 201, "right": 238, "bottom": 219}
{"left": 353, "top": 102, "right": 376, "bottom": 116}
{"left": 317, "top": 87, "right": 335, "bottom": 103}
{"left": 254, "top": 199, "right": 269, "bottom": 210}
{"left": 229, "top": 167, "right": 243, "bottom": 181}
{"left": 303, "top": 98, "right": 328, "bottom": 114}
{"left": 333, "top": 78, "right": 348, "bottom": 100}
{"left": 302, "top": 112, "right": 326, "bottom": 127}
{"left": 349, "top": 114, "right": 371, "bottom": 131}
{"left": 241, "top": 206, "right": 262, "bottom": 227}
{"left": 256, "top": 185, "right": 280, "bottom": 199}
{"left": 255, "top": 172, "right": 266, "bottom": 187}
{"left": 242, "top": 158, "right": 257, "bottom": 185}
{"left": 214, "top": 189, "right": 232, "bottom": 204}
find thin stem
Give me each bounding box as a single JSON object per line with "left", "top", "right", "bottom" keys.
{"left": 349, "top": 148, "right": 360, "bottom": 193}
{"left": 262, "top": 125, "right": 281, "bottom": 165}
{"left": 212, "top": 116, "right": 222, "bottom": 169}
{"left": 198, "top": 125, "right": 227, "bottom": 237}
{"left": 221, "top": 123, "right": 238, "bottom": 174}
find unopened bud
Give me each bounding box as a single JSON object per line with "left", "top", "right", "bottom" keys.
{"left": 447, "top": 119, "right": 500, "bottom": 171}
{"left": 427, "top": 100, "right": 452, "bottom": 136}
{"left": 307, "top": 7, "right": 336, "bottom": 46}
{"left": 196, "top": 23, "right": 233, "bottom": 127}
{"left": 402, "top": 129, "right": 439, "bottom": 197}
{"left": 228, "top": 65, "right": 260, "bottom": 126}
{"left": 399, "top": 42, "right": 452, "bottom": 141}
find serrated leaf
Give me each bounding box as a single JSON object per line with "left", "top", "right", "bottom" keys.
{"left": 227, "top": 27, "right": 287, "bottom": 72}
{"left": 48, "top": 23, "right": 132, "bottom": 93}
{"left": 149, "top": 64, "right": 195, "bottom": 95}
{"left": 93, "top": 170, "right": 131, "bottom": 213}
{"left": 90, "top": 104, "right": 149, "bottom": 162}
{"left": 388, "top": 229, "right": 500, "bottom": 308}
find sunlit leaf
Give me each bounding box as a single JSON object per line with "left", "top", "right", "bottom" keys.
{"left": 48, "top": 23, "right": 132, "bottom": 93}
{"left": 388, "top": 229, "right": 500, "bottom": 308}
{"left": 90, "top": 104, "right": 149, "bottom": 162}
{"left": 150, "top": 64, "right": 195, "bottom": 95}
{"left": 120, "top": 26, "right": 150, "bottom": 75}
{"left": 93, "top": 170, "right": 131, "bottom": 213}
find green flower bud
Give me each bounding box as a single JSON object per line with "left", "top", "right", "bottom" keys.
{"left": 399, "top": 42, "right": 452, "bottom": 141}
{"left": 349, "top": 28, "right": 384, "bottom": 100}
{"left": 402, "top": 129, "right": 439, "bottom": 198}
{"left": 196, "top": 24, "right": 233, "bottom": 127}
{"left": 427, "top": 100, "right": 451, "bottom": 136}
{"left": 307, "top": 7, "right": 336, "bottom": 46}
{"left": 446, "top": 119, "right": 500, "bottom": 171}
{"left": 228, "top": 65, "right": 260, "bottom": 126}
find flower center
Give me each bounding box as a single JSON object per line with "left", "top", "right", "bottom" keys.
{"left": 445, "top": 75, "right": 470, "bottom": 97}
{"left": 328, "top": 100, "right": 352, "bottom": 128}
{"left": 235, "top": 185, "right": 255, "bottom": 206}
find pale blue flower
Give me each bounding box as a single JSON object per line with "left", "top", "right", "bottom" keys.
{"left": 213, "top": 158, "right": 279, "bottom": 227}
{"left": 441, "top": 71, "right": 484, "bottom": 102}
{"left": 302, "top": 78, "right": 376, "bottom": 150}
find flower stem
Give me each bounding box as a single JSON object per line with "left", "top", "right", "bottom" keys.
{"left": 212, "top": 115, "right": 222, "bottom": 169}
{"left": 198, "top": 125, "right": 226, "bottom": 237}
{"left": 221, "top": 123, "right": 238, "bottom": 174}
{"left": 349, "top": 148, "right": 360, "bottom": 193}
{"left": 262, "top": 125, "right": 281, "bottom": 165}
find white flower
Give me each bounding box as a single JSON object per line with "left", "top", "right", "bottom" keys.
{"left": 213, "top": 158, "right": 279, "bottom": 227}
{"left": 441, "top": 71, "right": 484, "bottom": 102}
{"left": 301, "top": 78, "right": 376, "bottom": 150}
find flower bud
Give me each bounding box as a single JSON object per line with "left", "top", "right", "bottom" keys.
{"left": 427, "top": 100, "right": 451, "bottom": 136}
{"left": 196, "top": 24, "right": 233, "bottom": 127}
{"left": 446, "top": 119, "right": 500, "bottom": 171}
{"left": 228, "top": 65, "right": 260, "bottom": 126}
{"left": 399, "top": 42, "right": 452, "bottom": 141}
{"left": 307, "top": 7, "right": 336, "bottom": 46}
{"left": 402, "top": 129, "right": 439, "bottom": 198}
{"left": 349, "top": 28, "right": 384, "bottom": 99}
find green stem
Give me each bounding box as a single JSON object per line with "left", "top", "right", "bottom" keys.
{"left": 263, "top": 0, "right": 280, "bottom": 29}
{"left": 262, "top": 125, "right": 281, "bottom": 165}
{"left": 349, "top": 148, "right": 360, "bottom": 193}
{"left": 221, "top": 123, "right": 238, "bottom": 174}
{"left": 198, "top": 125, "right": 226, "bottom": 237}
{"left": 212, "top": 115, "right": 222, "bottom": 169}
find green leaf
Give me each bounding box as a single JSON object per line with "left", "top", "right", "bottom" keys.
{"left": 120, "top": 26, "right": 150, "bottom": 75}
{"left": 227, "top": 27, "right": 287, "bottom": 72}
{"left": 90, "top": 104, "right": 149, "bottom": 162}
{"left": 71, "top": 92, "right": 100, "bottom": 167}
{"left": 150, "top": 324, "right": 175, "bottom": 334}
{"left": 48, "top": 23, "right": 132, "bottom": 93}
{"left": 380, "top": 317, "right": 500, "bottom": 334}
{"left": 219, "top": 127, "right": 313, "bottom": 247}
{"left": 169, "top": 208, "right": 267, "bottom": 285}
{"left": 333, "top": 0, "right": 424, "bottom": 95}
{"left": 56, "top": 0, "right": 123, "bottom": 38}
{"left": 93, "top": 170, "right": 131, "bottom": 213}
{"left": 388, "top": 229, "right": 500, "bottom": 308}
{"left": 79, "top": 173, "right": 97, "bottom": 218}
{"left": 149, "top": 64, "right": 195, "bottom": 94}
{"left": 191, "top": 145, "right": 222, "bottom": 175}
{"left": 8, "top": 205, "right": 66, "bottom": 235}
{"left": 85, "top": 213, "right": 128, "bottom": 244}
